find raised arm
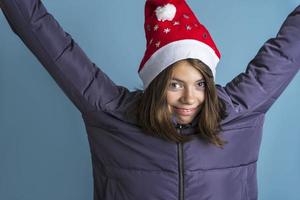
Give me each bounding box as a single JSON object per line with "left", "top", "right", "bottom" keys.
{"left": 0, "top": 0, "right": 124, "bottom": 113}
{"left": 222, "top": 5, "right": 300, "bottom": 116}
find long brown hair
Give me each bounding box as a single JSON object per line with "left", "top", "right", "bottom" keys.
{"left": 138, "top": 58, "right": 227, "bottom": 147}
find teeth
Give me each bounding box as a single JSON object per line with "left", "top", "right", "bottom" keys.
{"left": 180, "top": 108, "right": 193, "bottom": 112}
{"left": 174, "top": 107, "right": 195, "bottom": 113}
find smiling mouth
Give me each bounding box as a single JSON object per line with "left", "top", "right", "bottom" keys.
{"left": 173, "top": 107, "right": 198, "bottom": 116}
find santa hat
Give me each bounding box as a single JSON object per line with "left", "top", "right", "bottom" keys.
{"left": 138, "top": 0, "right": 221, "bottom": 89}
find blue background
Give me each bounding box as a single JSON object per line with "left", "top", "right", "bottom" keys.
{"left": 0, "top": 0, "right": 300, "bottom": 199}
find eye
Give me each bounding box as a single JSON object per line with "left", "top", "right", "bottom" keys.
{"left": 168, "top": 81, "right": 183, "bottom": 90}
{"left": 196, "top": 81, "right": 206, "bottom": 89}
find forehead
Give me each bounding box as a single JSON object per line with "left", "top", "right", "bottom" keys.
{"left": 171, "top": 60, "right": 204, "bottom": 81}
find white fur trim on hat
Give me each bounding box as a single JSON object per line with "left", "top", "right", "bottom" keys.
{"left": 155, "top": 4, "right": 176, "bottom": 22}
{"left": 139, "top": 39, "right": 219, "bottom": 89}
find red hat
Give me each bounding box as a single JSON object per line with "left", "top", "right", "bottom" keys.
{"left": 138, "top": 0, "right": 221, "bottom": 89}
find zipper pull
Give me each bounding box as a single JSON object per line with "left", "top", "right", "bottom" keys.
{"left": 176, "top": 124, "right": 183, "bottom": 129}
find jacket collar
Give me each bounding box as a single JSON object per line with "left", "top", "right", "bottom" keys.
{"left": 172, "top": 113, "right": 200, "bottom": 130}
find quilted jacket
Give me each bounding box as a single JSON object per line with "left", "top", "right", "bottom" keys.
{"left": 1, "top": 0, "right": 300, "bottom": 199}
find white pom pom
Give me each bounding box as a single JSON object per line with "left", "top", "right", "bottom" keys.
{"left": 155, "top": 4, "right": 176, "bottom": 22}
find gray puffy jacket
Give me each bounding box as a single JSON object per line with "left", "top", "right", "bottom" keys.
{"left": 1, "top": 0, "right": 300, "bottom": 199}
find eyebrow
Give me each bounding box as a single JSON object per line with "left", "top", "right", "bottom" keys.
{"left": 171, "top": 77, "right": 205, "bottom": 83}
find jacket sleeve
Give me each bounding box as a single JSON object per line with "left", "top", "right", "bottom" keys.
{"left": 223, "top": 5, "right": 300, "bottom": 116}
{"left": 0, "top": 0, "right": 123, "bottom": 113}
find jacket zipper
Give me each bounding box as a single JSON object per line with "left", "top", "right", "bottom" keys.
{"left": 177, "top": 125, "right": 184, "bottom": 200}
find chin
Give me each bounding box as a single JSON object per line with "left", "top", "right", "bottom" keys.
{"left": 176, "top": 117, "right": 193, "bottom": 124}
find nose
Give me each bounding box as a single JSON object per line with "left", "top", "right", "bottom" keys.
{"left": 180, "top": 87, "right": 196, "bottom": 105}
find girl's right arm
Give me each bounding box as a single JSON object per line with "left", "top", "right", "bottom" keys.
{"left": 0, "top": 0, "right": 123, "bottom": 114}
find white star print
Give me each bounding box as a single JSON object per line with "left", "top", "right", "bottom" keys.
{"left": 155, "top": 41, "right": 161, "bottom": 48}
{"left": 183, "top": 14, "right": 190, "bottom": 19}
{"left": 153, "top": 25, "right": 159, "bottom": 31}
{"left": 173, "top": 21, "right": 180, "bottom": 26}
{"left": 186, "top": 25, "right": 192, "bottom": 30}
{"left": 149, "top": 39, "right": 153, "bottom": 45}
{"left": 164, "top": 28, "right": 171, "bottom": 34}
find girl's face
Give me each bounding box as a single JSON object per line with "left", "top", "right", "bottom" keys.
{"left": 166, "top": 60, "right": 206, "bottom": 124}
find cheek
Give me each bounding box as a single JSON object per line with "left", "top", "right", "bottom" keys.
{"left": 202, "top": 92, "right": 206, "bottom": 101}
{"left": 197, "top": 91, "right": 206, "bottom": 104}
{"left": 166, "top": 92, "right": 180, "bottom": 113}
{"left": 166, "top": 92, "right": 177, "bottom": 105}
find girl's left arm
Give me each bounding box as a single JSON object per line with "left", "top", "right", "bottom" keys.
{"left": 223, "top": 5, "right": 300, "bottom": 115}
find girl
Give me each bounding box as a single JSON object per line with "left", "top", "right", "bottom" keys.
{"left": 1, "top": 0, "right": 299, "bottom": 199}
